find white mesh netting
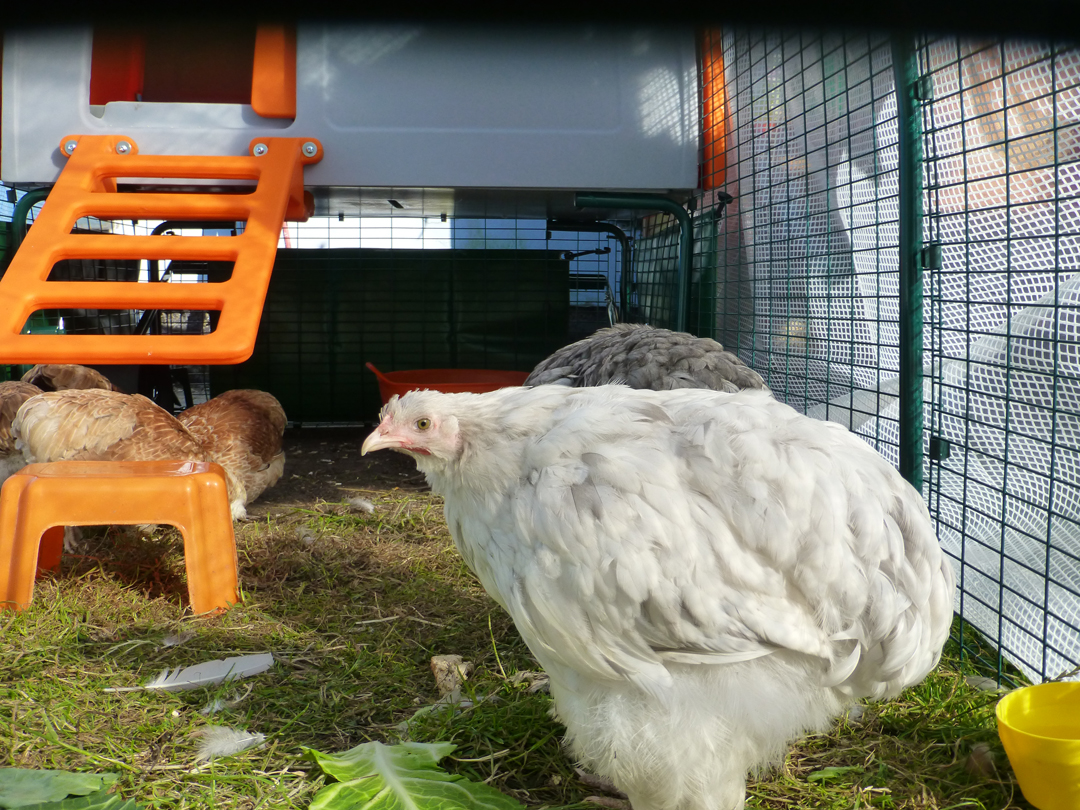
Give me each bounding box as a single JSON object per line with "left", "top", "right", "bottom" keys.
{"left": 919, "top": 40, "right": 1080, "bottom": 682}
{"left": 722, "top": 33, "right": 1080, "bottom": 683}
{"left": 723, "top": 33, "right": 902, "bottom": 436}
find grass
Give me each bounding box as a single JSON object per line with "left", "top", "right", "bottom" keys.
{"left": 0, "top": 488, "right": 1036, "bottom": 809}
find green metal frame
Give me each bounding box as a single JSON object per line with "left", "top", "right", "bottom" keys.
{"left": 575, "top": 193, "right": 693, "bottom": 332}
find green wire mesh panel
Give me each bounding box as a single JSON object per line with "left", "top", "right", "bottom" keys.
{"left": 921, "top": 39, "right": 1080, "bottom": 683}
{"left": 211, "top": 247, "right": 571, "bottom": 423}
{"left": 696, "top": 31, "right": 904, "bottom": 465}
{"left": 0, "top": 206, "right": 623, "bottom": 420}
{"left": 628, "top": 210, "right": 718, "bottom": 334}
{"left": 702, "top": 30, "right": 1080, "bottom": 683}
{"left": 631, "top": 215, "right": 679, "bottom": 327}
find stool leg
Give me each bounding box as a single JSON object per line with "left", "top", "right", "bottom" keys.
{"left": 37, "top": 526, "right": 65, "bottom": 575}
{"left": 179, "top": 473, "right": 239, "bottom": 614}
{"left": 0, "top": 475, "right": 38, "bottom": 610}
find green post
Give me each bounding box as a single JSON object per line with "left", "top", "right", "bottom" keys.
{"left": 1, "top": 187, "right": 51, "bottom": 274}
{"left": 893, "top": 36, "right": 925, "bottom": 491}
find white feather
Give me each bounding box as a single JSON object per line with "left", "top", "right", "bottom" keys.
{"left": 200, "top": 684, "right": 254, "bottom": 715}
{"left": 161, "top": 631, "right": 195, "bottom": 648}
{"left": 104, "top": 653, "right": 274, "bottom": 693}
{"left": 195, "top": 725, "right": 265, "bottom": 760}
{"left": 965, "top": 675, "right": 1007, "bottom": 693}
{"left": 348, "top": 496, "right": 376, "bottom": 513}
{"left": 200, "top": 699, "right": 229, "bottom": 716}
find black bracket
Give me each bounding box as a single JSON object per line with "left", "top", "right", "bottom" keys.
{"left": 929, "top": 436, "right": 952, "bottom": 461}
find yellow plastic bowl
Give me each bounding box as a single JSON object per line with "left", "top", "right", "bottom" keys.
{"left": 997, "top": 682, "right": 1080, "bottom": 810}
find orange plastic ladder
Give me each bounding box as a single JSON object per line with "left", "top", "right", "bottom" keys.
{"left": 0, "top": 134, "right": 322, "bottom": 365}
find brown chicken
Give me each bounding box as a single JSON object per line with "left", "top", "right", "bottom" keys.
{"left": 0, "top": 380, "right": 43, "bottom": 485}
{"left": 12, "top": 389, "right": 249, "bottom": 518}
{"left": 21, "top": 363, "right": 119, "bottom": 392}
{"left": 176, "top": 389, "right": 287, "bottom": 516}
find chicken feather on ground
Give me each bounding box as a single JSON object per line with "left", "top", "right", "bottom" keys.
{"left": 13, "top": 389, "right": 250, "bottom": 519}
{"left": 177, "top": 389, "right": 287, "bottom": 514}
{"left": 0, "top": 381, "right": 43, "bottom": 485}
{"left": 524, "top": 323, "right": 769, "bottom": 393}
{"left": 21, "top": 363, "right": 118, "bottom": 391}
{"left": 362, "top": 385, "right": 955, "bottom": 810}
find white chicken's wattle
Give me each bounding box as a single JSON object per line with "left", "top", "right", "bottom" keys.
{"left": 361, "top": 384, "right": 955, "bottom": 810}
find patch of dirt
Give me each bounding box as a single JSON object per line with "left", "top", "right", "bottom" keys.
{"left": 245, "top": 426, "right": 429, "bottom": 517}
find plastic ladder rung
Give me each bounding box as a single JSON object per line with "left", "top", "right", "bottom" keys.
{"left": 0, "top": 134, "right": 322, "bottom": 365}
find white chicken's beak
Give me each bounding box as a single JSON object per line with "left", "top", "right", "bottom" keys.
{"left": 361, "top": 424, "right": 400, "bottom": 455}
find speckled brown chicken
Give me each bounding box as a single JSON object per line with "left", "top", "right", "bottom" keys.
{"left": 12, "top": 388, "right": 247, "bottom": 518}
{"left": 21, "top": 363, "right": 119, "bottom": 392}
{"left": 0, "top": 380, "right": 43, "bottom": 484}
{"left": 177, "top": 389, "right": 287, "bottom": 515}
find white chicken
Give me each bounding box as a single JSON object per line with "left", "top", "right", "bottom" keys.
{"left": 525, "top": 324, "right": 769, "bottom": 393}
{"left": 362, "top": 385, "right": 955, "bottom": 810}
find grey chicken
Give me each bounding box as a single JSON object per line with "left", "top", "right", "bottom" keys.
{"left": 525, "top": 323, "right": 768, "bottom": 393}
{"left": 362, "top": 384, "right": 955, "bottom": 810}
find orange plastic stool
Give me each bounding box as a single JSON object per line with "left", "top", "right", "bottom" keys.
{"left": 0, "top": 460, "right": 239, "bottom": 614}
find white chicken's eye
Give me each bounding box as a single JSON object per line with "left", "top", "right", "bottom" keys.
{"left": 416, "top": 418, "right": 432, "bottom": 430}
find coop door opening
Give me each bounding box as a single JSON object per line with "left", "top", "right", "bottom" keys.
{"left": 89, "top": 22, "right": 296, "bottom": 119}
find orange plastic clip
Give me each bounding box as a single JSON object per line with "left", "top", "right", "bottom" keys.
{"left": 0, "top": 134, "right": 322, "bottom": 365}
{"left": 252, "top": 23, "right": 297, "bottom": 119}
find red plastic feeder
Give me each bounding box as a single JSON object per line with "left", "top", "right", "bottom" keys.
{"left": 366, "top": 362, "right": 529, "bottom": 405}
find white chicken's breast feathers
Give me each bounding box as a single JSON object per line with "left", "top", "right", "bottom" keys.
{"left": 374, "top": 385, "right": 953, "bottom": 699}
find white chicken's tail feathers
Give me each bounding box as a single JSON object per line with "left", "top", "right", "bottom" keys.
{"left": 839, "top": 546, "right": 956, "bottom": 700}
{"left": 821, "top": 638, "right": 862, "bottom": 689}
